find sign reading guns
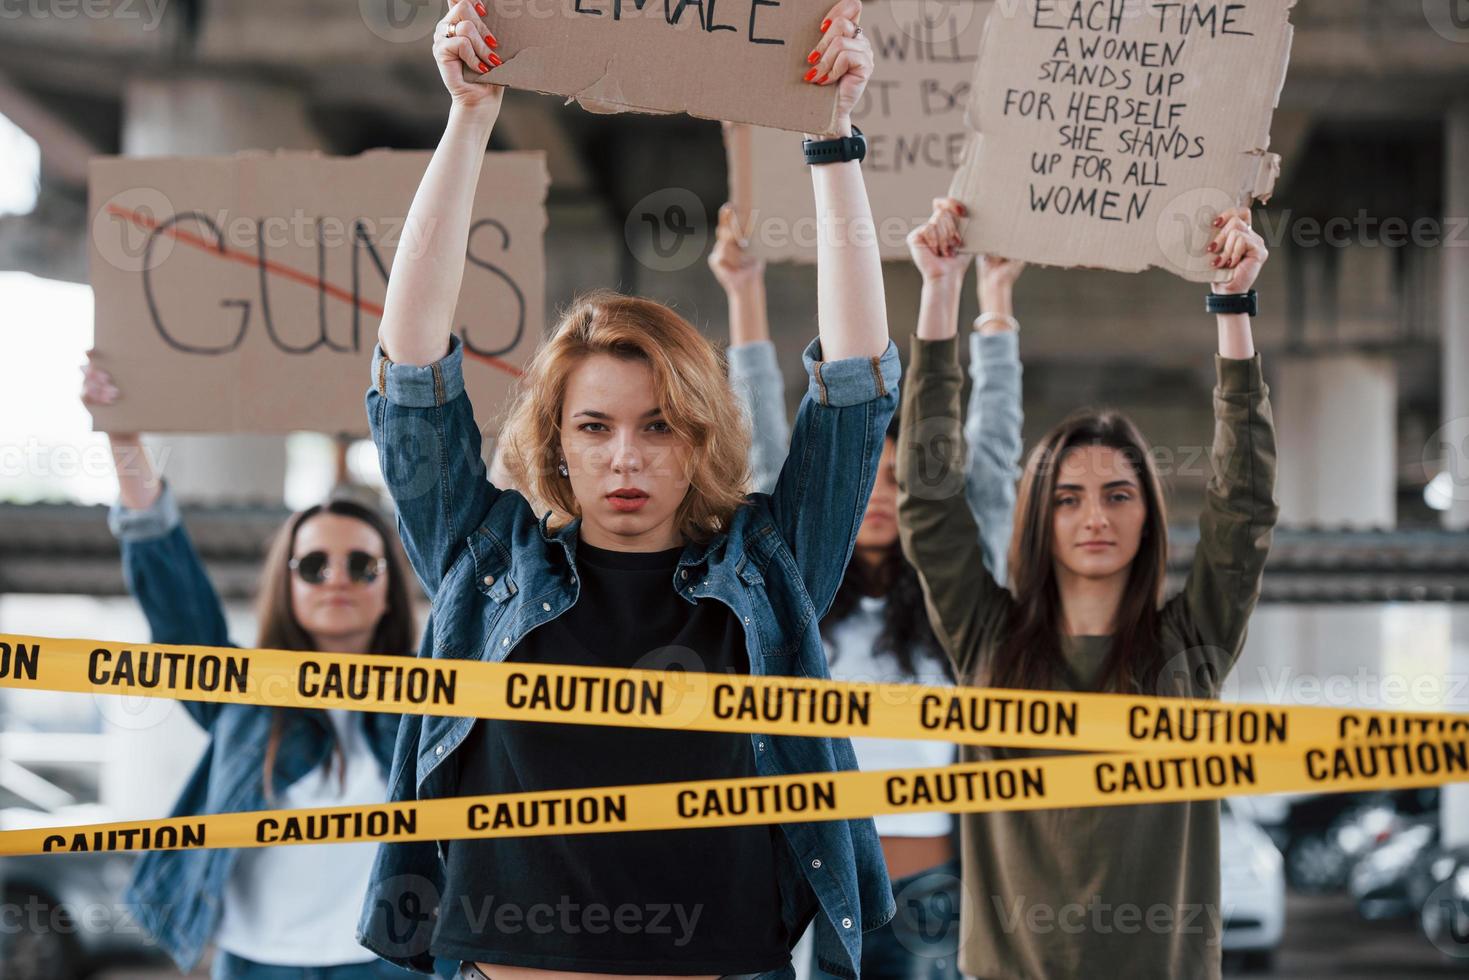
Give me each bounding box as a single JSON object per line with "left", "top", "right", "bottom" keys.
{"left": 86, "top": 150, "right": 549, "bottom": 436}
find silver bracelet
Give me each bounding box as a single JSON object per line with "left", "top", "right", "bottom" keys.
{"left": 974, "top": 312, "right": 1020, "bottom": 333}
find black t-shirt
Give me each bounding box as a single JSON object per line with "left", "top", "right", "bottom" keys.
{"left": 430, "top": 540, "right": 790, "bottom": 974}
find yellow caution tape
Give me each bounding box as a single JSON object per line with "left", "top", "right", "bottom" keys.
{"left": 3, "top": 741, "right": 1465, "bottom": 856}
{"left": 1, "top": 632, "right": 1466, "bottom": 855}
{"left": 1, "top": 633, "right": 1461, "bottom": 753}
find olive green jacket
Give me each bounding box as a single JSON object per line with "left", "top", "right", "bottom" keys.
{"left": 895, "top": 334, "right": 1280, "bottom": 980}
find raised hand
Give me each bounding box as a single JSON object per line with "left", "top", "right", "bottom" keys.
{"left": 436, "top": 0, "right": 506, "bottom": 112}
{"left": 1209, "top": 206, "right": 1268, "bottom": 294}
{"left": 906, "top": 197, "right": 970, "bottom": 286}
{"left": 708, "top": 203, "right": 766, "bottom": 296}
{"left": 807, "top": 0, "right": 873, "bottom": 135}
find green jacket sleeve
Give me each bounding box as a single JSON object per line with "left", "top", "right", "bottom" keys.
{"left": 1165, "top": 353, "right": 1280, "bottom": 695}
{"left": 896, "top": 335, "right": 1012, "bottom": 681}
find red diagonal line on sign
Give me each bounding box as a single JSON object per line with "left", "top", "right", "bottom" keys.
{"left": 106, "top": 204, "right": 524, "bottom": 378}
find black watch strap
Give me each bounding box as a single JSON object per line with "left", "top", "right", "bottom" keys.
{"left": 803, "top": 126, "right": 866, "bottom": 166}
{"left": 1206, "top": 289, "right": 1258, "bottom": 317}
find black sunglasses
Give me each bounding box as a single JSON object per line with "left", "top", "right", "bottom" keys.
{"left": 288, "top": 550, "right": 388, "bottom": 586}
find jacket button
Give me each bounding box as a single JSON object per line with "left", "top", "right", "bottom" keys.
{"left": 842, "top": 917, "right": 853, "bottom": 929}
{"left": 810, "top": 858, "right": 821, "bottom": 869}
{"left": 542, "top": 601, "right": 551, "bottom": 612}
{"left": 757, "top": 741, "right": 765, "bottom": 751}
{"left": 483, "top": 574, "right": 495, "bottom": 586}
{"left": 434, "top": 745, "right": 444, "bottom": 756}
{"left": 680, "top": 570, "right": 689, "bottom": 580}
{"left": 502, "top": 637, "right": 510, "bottom": 647}
{"left": 743, "top": 617, "right": 751, "bottom": 624}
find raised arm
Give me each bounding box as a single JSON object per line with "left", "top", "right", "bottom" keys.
{"left": 763, "top": 1, "right": 900, "bottom": 617}
{"left": 806, "top": 0, "right": 887, "bottom": 361}
{"left": 82, "top": 359, "right": 230, "bottom": 732}
{"left": 896, "top": 205, "right": 1010, "bottom": 680}
{"left": 1169, "top": 207, "right": 1279, "bottom": 692}
{"left": 366, "top": 3, "right": 508, "bottom": 598}
{"left": 964, "top": 256, "right": 1026, "bottom": 585}
{"left": 378, "top": 1, "right": 504, "bottom": 367}
{"left": 711, "top": 198, "right": 790, "bottom": 494}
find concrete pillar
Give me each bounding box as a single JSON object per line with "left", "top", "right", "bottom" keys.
{"left": 1443, "top": 100, "right": 1469, "bottom": 531}
{"left": 102, "top": 77, "right": 325, "bottom": 818}
{"left": 1439, "top": 100, "right": 1469, "bottom": 849}
{"left": 1276, "top": 354, "right": 1397, "bottom": 529}
{"left": 118, "top": 76, "right": 326, "bottom": 507}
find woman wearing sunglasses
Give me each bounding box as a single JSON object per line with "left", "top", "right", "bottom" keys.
{"left": 355, "top": 2, "right": 895, "bottom": 979}
{"left": 81, "top": 359, "right": 420, "bottom": 980}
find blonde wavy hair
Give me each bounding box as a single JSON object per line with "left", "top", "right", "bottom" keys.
{"left": 500, "top": 289, "right": 753, "bottom": 542}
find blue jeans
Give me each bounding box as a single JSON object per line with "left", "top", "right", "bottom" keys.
{"left": 211, "top": 950, "right": 421, "bottom": 979}
{"left": 812, "top": 860, "right": 963, "bottom": 980}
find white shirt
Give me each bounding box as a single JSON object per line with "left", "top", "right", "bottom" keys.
{"left": 823, "top": 596, "right": 956, "bottom": 838}
{"left": 215, "top": 709, "right": 386, "bottom": 965}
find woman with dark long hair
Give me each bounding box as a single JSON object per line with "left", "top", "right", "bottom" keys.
{"left": 711, "top": 190, "right": 1026, "bottom": 980}
{"left": 896, "top": 201, "right": 1279, "bottom": 979}
{"left": 81, "top": 362, "right": 418, "bottom": 980}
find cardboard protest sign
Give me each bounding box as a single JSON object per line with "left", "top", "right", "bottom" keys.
{"left": 470, "top": 0, "right": 840, "bottom": 133}
{"left": 949, "top": 0, "right": 1293, "bottom": 281}
{"left": 87, "top": 150, "right": 547, "bottom": 436}
{"left": 746, "top": 0, "right": 993, "bottom": 261}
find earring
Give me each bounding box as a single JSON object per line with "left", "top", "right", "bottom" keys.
{"left": 558, "top": 458, "right": 569, "bottom": 478}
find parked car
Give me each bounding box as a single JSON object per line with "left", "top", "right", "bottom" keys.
{"left": 1349, "top": 815, "right": 1439, "bottom": 919}
{"left": 1220, "top": 798, "right": 1286, "bottom": 972}
{"left": 0, "top": 759, "right": 168, "bottom": 980}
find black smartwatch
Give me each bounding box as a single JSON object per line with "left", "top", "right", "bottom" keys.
{"left": 1206, "top": 289, "right": 1258, "bottom": 317}
{"left": 803, "top": 125, "right": 866, "bottom": 166}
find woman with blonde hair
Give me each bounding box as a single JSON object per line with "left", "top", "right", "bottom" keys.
{"left": 354, "top": 2, "right": 898, "bottom": 979}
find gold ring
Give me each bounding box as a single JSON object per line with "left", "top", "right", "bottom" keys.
{"left": 444, "top": 22, "right": 457, "bottom": 38}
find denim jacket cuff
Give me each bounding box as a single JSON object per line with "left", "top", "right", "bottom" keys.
{"left": 107, "top": 478, "right": 181, "bottom": 542}
{"left": 370, "top": 333, "right": 465, "bottom": 408}
{"left": 727, "top": 339, "right": 782, "bottom": 382}
{"left": 971, "top": 329, "right": 1019, "bottom": 370}
{"left": 800, "top": 338, "right": 901, "bottom": 407}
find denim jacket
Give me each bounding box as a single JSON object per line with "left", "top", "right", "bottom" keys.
{"left": 729, "top": 330, "right": 1023, "bottom": 582}
{"left": 355, "top": 332, "right": 901, "bottom": 979}
{"left": 108, "top": 482, "right": 402, "bottom": 973}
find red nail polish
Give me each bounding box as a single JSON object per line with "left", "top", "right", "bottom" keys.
{"left": 475, "top": 1, "right": 487, "bottom": 15}
{"left": 485, "top": 31, "right": 498, "bottom": 47}
{"left": 821, "top": 18, "right": 831, "bottom": 31}
{"left": 957, "top": 203, "right": 968, "bottom": 216}
{"left": 478, "top": 61, "right": 490, "bottom": 73}
{"left": 488, "top": 51, "right": 502, "bottom": 66}
{"left": 804, "top": 67, "right": 818, "bottom": 81}
{"left": 817, "top": 73, "right": 829, "bottom": 84}
{"left": 807, "top": 50, "right": 820, "bottom": 64}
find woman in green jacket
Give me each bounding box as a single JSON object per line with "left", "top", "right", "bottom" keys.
{"left": 895, "top": 203, "right": 1279, "bottom": 980}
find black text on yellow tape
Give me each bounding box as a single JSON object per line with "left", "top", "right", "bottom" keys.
{"left": 4, "top": 738, "right": 1467, "bottom": 856}
{"left": 1, "top": 633, "right": 1464, "bottom": 756}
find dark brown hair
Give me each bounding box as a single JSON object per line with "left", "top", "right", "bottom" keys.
{"left": 822, "top": 422, "right": 948, "bottom": 680}
{"left": 991, "top": 410, "right": 1169, "bottom": 694}
{"left": 254, "top": 498, "right": 415, "bottom": 804}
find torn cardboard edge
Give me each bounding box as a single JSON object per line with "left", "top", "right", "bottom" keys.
{"left": 950, "top": 0, "right": 1298, "bottom": 283}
